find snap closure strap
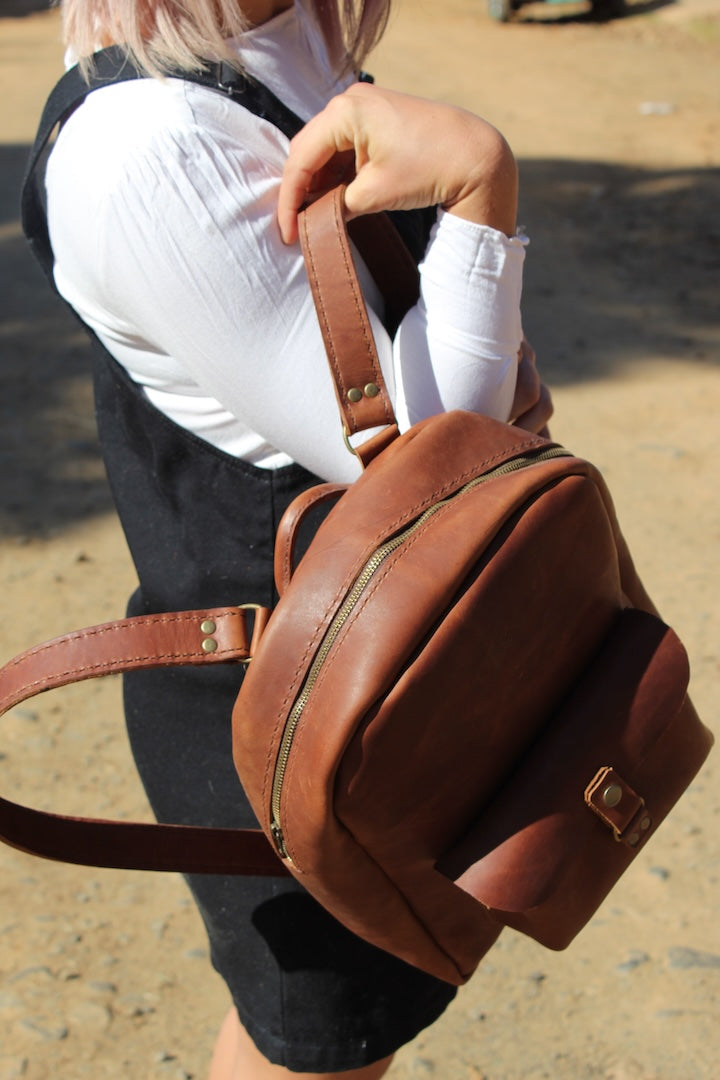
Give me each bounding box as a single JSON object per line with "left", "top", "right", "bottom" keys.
{"left": 585, "top": 766, "right": 653, "bottom": 849}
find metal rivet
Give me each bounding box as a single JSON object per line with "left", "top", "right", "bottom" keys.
{"left": 640, "top": 816, "right": 651, "bottom": 831}
{"left": 364, "top": 383, "right": 380, "bottom": 398}
{"left": 200, "top": 619, "right": 216, "bottom": 635}
{"left": 627, "top": 832, "right": 640, "bottom": 847}
{"left": 201, "top": 638, "right": 218, "bottom": 654}
{"left": 347, "top": 387, "right": 363, "bottom": 403}
{"left": 602, "top": 784, "right": 623, "bottom": 809}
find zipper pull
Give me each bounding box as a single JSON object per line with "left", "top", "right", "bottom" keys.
{"left": 270, "top": 822, "right": 290, "bottom": 860}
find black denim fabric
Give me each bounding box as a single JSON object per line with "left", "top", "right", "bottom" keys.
{"left": 99, "top": 355, "right": 457, "bottom": 1071}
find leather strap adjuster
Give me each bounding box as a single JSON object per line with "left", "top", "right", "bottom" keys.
{"left": 585, "top": 766, "right": 653, "bottom": 849}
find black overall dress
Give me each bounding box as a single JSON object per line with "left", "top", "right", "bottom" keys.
{"left": 22, "top": 51, "right": 456, "bottom": 1071}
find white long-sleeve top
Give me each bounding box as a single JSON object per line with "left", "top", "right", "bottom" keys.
{"left": 46, "top": 1, "right": 526, "bottom": 484}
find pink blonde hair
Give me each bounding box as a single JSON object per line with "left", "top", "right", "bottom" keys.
{"left": 60, "top": 0, "right": 392, "bottom": 78}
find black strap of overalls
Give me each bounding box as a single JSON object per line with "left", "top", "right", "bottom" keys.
{"left": 21, "top": 45, "right": 307, "bottom": 281}
{"left": 21, "top": 48, "right": 420, "bottom": 327}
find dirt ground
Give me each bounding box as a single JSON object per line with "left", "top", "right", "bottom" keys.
{"left": 0, "top": 0, "right": 718, "bottom": 1077}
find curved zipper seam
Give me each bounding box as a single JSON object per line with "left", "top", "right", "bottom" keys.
{"left": 271, "top": 446, "right": 572, "bottom": 857}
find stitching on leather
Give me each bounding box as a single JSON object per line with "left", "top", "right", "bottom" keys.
{"left": 284, "top": 508, "right": 434, "bottom": 752}
{"left": 277, "top": 447, "right": 570, "bottom": 754}
{"left": 259, "top": 626, "right": 325, "bottom": 808}
{"left": 1, "top": 647, "right": 238, "bottom": 708}
{"left": 7, "top": 608, "right": 245, "bottom": 667}
{"left": 330, "top": 194, "right": 394, "bottom": 427}
{"left": 301, "top": 211, "right": 354, "bottom": 427}
{"left": 357, "top": 434, "right": 559, "bottom": 552}
{"left": 302, "top": 198, "right": 393, "bottom": 432}
{"left": 280, "top": 501, "right": 452, "bottom": 859}
{"left": 261, "top": 445, "right": 574, "bottom": 820}
{"left": 0, "top": 609, "right": 250, "bottom": 711}
{"left": 259, "top": 562, "right": 363, "bottom": 807}
{"left": 281, "top": 464, "right": 574, "bottom": 834}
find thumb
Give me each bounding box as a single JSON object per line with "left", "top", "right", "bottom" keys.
{"left": 342, "top": 161, "right": 403, "bottom": 220}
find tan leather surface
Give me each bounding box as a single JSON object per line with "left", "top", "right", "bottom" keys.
{"left": 274, "top": 482, "right": 347, "bottom": 596}
{"left": 299, "top": 187, "right": 397, "bottom": 440}
{"left": 439, "top": 610, "right": 711, "bottom": 945}
{"left": 0, "top": 796, "right": 286, "bottom": 876}
{"left": 0, "top": 606, "right": 257, "bottom": 716}
{"left": 347, "top": 212, "right": 420, "bottom": 333}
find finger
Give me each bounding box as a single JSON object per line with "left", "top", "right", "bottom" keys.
{"left": 512, "top": 383, "right": 554, "bottom": 435}
{"left": 519, "top": 335, "right": 537, "bottom": 368}
{"left": 313, "top": 150, "right": 357, "bottom": 196}
{"left": 342, "top": 162, "right": 387, "bottom": 219}
{"left": 509, "top": 341, "right": 540, "bottom": 423}
{"left": 278, "top": 155, "right": 331, "bottom": 244}
{"left": 278, "top": 112, "right": 355, "bottom": 244}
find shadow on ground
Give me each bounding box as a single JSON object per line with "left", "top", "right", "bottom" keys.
{"left": 1, "top": 144, "right": 115, "bottom": 540}
{"left": 1, "top": 141, "right": 718, "bottom": 537}
{"left": 518, "top": 159, "right": 719, "bottom": 384}
{"left": 512, "top": 0, "right": 677, "bottom": 26}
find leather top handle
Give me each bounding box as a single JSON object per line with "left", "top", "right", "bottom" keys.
{"left": 0, "top": 606, "right": 287, "bottom": 876}
{"left": 299, "top": 187, "right": 418, "bottom": 466}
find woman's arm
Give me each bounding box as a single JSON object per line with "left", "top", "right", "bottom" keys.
{"left": 280, "top": 83, "right": 547, "bottom": 432}
{"left": 48, "top": 80, "right": 546, "bottom": 486}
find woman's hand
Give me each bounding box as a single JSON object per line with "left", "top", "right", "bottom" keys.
{"left": 278, "top": 82, "right": 518, "bottom": 244}
{"left": 510, "top": 337, "right": 554, "bottom": 436}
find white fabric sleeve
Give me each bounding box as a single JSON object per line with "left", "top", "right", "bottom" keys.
{"left": 48, "top": 93, "right": 525, "bottom": 485}
{"left": 393, "top": 211, "right": 525, "bottom": 431}
{"left": 51, "top": 110, "right": 366, "bottom": 483}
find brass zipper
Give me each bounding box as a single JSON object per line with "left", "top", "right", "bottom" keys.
{"left": 269, "top": 444, "right": 571, "bottom": 859}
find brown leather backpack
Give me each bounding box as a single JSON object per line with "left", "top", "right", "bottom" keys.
{"left": 0, "top": 188, "right": 712, "bottom": 985}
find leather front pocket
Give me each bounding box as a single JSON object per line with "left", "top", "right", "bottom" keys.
{"left": 436, "top": 607, "right": 711, "bottom": 949}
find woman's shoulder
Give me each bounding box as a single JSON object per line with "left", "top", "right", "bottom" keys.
{"left": 49, "top": 74, "right": 288, "bottom": 196}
